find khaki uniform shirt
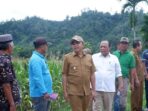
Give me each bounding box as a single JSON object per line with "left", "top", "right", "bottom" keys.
{"left": 132, "top": 49, "right": 144, "bottom": 82}
{"left": 62, "top": 52, "right": 95, "bottom": 96}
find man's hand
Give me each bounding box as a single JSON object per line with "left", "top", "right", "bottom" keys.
{"left": 43, "top": 93, "right": 50, "bottom": 100}
{"left": 135, "top": 78, "right": 140, "bottom": 88}
{"left": 10, "top": 103, "right": 16, "bottom": 111}
{"left": 91, "top": 90, "right": 96, "bottom": 102}
{"left": 118, "top": 76, "right": 123, "bottom": 92}
{"left": 145, "top": 74, "right": 148, "bottom": 80}
{"left": 118, "top": 84, "right": 123, "bottom": 92}
{"left": 130, "top": 83, "right": 134, "bottom": 91}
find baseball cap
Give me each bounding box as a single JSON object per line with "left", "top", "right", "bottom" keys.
{"left": 120, "top": 37, "right": 129, "bottom": 43}
{"left": 71, "top": 35, "right": 84, "bottom": 43}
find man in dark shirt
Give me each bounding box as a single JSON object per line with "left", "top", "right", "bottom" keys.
{"left": 142, "top": 49, "right": 148, "bottom": 110}
{"left": 0, "top": 34, "right": 20, "bottom": 111}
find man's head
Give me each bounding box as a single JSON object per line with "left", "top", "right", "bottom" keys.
{"left": 83, "top": 48, "right": 92, "bottom": 55}
{"left": 70, "top": 35, "right": 84, "bottom": 53}
{"left": 0, "top": 34, "right": 14, "bottom": 54}
{"left": 119, "top": 37, "right": 129, "bottom": 52}
{"left": 33, "top": 37, "right": 48, "bottom": 55}
{"left": 99, "top": 40, "right": 110, "bottom": 56}
{"left": 133, "top": 40, "right": 142, "bottom": 52}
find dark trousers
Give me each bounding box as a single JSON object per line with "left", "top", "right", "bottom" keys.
{"left": 0, "top": 104, "right": 9, "bottom": 111}
{"left": 114, "top": 93, "right": 120, "bottom": 111}
{"left": 31, "top": 96, "right": 50, "bottom": 111}
{"left": 145, "top": 79, "right": 148, "bottom": 108}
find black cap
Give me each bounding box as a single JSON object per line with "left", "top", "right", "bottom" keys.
{"left": 0, "top": 34, "right": 13, "bottom": 43}
{"left": 33, "top": 37, "right": 48, "bottom": 48}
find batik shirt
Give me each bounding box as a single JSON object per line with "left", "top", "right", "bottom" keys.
{"left": 0, "top": 52, "right": 20, "bottom": 105}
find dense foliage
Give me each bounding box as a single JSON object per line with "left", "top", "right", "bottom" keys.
{"left": 0, "top": 10, "right": 146, "bottom": 57}
{"left": 141, "top": 14, "right": 148, "bottom": 48}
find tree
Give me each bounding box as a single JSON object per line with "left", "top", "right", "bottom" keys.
{"left": 121, "top": 0, "right": 148, "bottom": 39}
{"left": 141, "top": 14, "right": 148, "bottom": 48}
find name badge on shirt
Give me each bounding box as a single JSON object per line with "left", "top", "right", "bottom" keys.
{"left": 73, "top": 66, "right": 76, "bottom": 70}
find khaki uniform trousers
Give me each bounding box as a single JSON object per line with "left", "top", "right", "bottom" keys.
{"left": 131, "top": 81, "right": 143, "bottom": 111}
{"left": 69, "top": 95, "right": 91, "bottom": 111}
{"left": 92, "top": 91, "right": 114, "bottom": 111}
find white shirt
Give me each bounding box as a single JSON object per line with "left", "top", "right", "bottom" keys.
{"left": 92, "top": 53, "right": 122, "bottom": 92}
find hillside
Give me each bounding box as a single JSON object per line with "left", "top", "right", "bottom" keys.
{"left": 0, "top": 10, "right": 145, "bottom": 57}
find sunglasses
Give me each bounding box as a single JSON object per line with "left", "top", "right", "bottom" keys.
{"left": 71, "top": 41, "right": 81, "bottom": 45}
{"left": 120, "top": 42, "right": 128, "bottom": 44}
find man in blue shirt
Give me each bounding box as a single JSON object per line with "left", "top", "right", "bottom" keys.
{"left": 29, "top": 37, "right": 53, "bottom": 111}
{"left": 142, "top": 49, "right": 148, "bottom": 110}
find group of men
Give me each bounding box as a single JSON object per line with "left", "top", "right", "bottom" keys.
{"left": 62, "top": 35, "right": 148, "bottom": 111}
{"left": 0, "top": 33, "right": 148, "bottom": 111}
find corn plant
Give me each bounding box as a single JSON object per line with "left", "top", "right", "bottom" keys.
{"left": 13, "top": 59, "right": 32, "bottom": 111}
{"left": 12, "top": 58, "right": 70, "bottom": 111}
{"left": 48, "top": 59, "right": 70, "bottom": 111}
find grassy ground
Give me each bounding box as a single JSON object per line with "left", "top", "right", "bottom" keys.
{"left": 126, "top": 86, "right": 146, "bottom": 111}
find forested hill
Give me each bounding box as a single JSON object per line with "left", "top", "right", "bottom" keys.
{"left": 0, "top": 10, "right": 145, "bottom": 57}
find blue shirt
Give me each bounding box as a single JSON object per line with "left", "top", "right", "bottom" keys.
{"left": 142, "top": 49, "right": 148, "bottom": 72}
{"left": 29, "top": 51, "right": 53, "bottom": 97}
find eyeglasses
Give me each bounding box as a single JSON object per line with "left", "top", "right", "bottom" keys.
{"left": 71, "top": 41, "right": 81, "bottom": 45}
{"left": 120, "top": 42, "right": 128, "bottom": 44}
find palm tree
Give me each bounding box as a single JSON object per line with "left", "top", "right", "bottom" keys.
{"left": 121, "top": 0, "right": 148, "bottom": 40}
{"left": 141, "top": 14, "right": 148, "bottom": 48}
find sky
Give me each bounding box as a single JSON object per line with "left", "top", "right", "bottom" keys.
{"left": 0, "top": 0, "right": 148, "bottom": 21}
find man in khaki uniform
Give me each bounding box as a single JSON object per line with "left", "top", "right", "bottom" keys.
{"left": 62, "top": 35, "right": 96, "bottom": 111}
{"left": 131, "top": 40, "right": 145, "bottom": 111}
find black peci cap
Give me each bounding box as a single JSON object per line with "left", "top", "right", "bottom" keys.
{"left": 0, "top": 34, "right": 13, "bottom": 43}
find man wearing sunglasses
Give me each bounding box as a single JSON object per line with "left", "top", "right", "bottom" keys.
{"left": 113, "top": 37, "right": 136, "bottom": 111}
{"left": 62, "top": 35, "right": 96, "bottom": 111}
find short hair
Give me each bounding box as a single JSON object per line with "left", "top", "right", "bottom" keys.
{"left": 100, "top": 40, "right": 110, "bottom": 47}
{"left": 133, "top": 40, "right": 141, "bottom": 48}
{"left": 0, "top": 43, "right": 9, "bottom": 50}
{"left": 33, "top": 37, "right": 47, "bottom": 49}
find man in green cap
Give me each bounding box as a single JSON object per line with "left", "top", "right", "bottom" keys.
{"left": 113, "top": 37, "right": 136, "bottom": 111}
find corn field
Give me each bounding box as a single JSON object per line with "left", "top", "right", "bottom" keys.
{"left": 13, "top": 58, "right": 146, "bottom": 111}
{"left": 13, "top": 58, "right": 70, "bottom": 111}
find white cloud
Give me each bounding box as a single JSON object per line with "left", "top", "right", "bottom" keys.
{"left": 0, "top": 0, "right": 147, "bottom": 21}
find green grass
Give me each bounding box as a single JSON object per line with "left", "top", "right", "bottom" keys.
{"left": 126, "top": 86, "right": 147, "bottom": 111}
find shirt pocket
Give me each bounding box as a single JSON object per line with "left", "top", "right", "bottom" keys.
{"left": 69, "top": 64, "right": 80, "bottom": 76}
{"left": 85, "top": 63, "right": 92, "bottom": 73}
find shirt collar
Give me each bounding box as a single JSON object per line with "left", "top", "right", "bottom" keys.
{"left": 99, "top": 52, "right": 111, "bottom": 57}
{"left": 33, "top": 51, "right": 45, "bottom": 59}
{"left": 119, "top": 50, "right": 129, "bottom": 54}
{"left": 72, "top": 51, "right": 86, "bottom": 57}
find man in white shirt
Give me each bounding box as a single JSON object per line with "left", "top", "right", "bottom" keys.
{"left": 92, "top": 40, "right": 123, "bottom": 111}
